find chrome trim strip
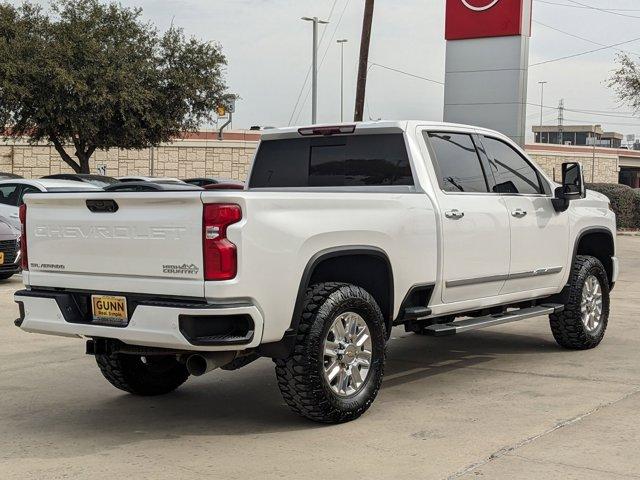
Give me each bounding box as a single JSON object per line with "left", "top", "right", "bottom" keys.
{"left": 508, "top": 266, "right": 563, "bottom": 280}
{"left": 446, "top": 267, "right": 563, "bottom": 288}
{"left": 446, "top": 274, "right": 509, "bottom": 288}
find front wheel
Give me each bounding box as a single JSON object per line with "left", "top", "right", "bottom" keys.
{"left": 550, "top": 255, "right": 610, "bottom": 350}
{"left": 275, "top": 283, "right": 386, "bottom": 423}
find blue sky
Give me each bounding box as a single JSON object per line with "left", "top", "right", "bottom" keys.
{"left": 15, "top": 0, "right": 640, "bottom": 140}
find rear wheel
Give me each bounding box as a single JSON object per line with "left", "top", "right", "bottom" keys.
{"left": 550, "top": 255, "right": 610, "bottom": 350}
{"left": 275, "top": 282, "right": 386, "bottom": 423}
{"left": 95, "top": 352, "right": 189, "bottom": 396}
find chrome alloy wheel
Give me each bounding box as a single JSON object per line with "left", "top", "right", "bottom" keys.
{"left": 323, "top": 312, "right": 373, "bottom": 397}
{"left": 581, "top": 275, "right": 603, "bottom": 333}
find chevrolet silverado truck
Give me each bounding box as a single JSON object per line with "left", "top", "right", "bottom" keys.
{"left": 14, "top": 121, "right": 617, "bottom": 423}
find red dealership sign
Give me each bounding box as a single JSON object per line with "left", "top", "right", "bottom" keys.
{"left": 446, "top": 0, "right": 532, "bottom": 40}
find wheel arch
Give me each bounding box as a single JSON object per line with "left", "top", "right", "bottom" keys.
{"left": 290, "top": 246, "right": 395, "bottom": 336}
{"left": 573, "top": 227, "right": 615, "bottom": 286}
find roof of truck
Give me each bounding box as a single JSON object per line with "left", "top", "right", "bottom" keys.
{"left": 260, "top": 121, "right": 507, "bottom": 140}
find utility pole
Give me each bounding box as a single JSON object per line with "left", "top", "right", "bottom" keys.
{"left": 354, "top": 0, "right": 374, "bottom": 122}
{"left": 538, "top": 81, "right": 547, "bottom": 127}
{"left": 337, "top": 39, "right": 348, "bottom": 122}
{"left": 302, "top": 16, "right": 329, "bottom": 124}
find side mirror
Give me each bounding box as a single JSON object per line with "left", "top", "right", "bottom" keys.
{"left": 552, "top": 162, "right": 586, "bottom": 212}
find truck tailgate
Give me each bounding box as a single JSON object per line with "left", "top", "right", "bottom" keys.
{"left": 24, "top": 192, "right": 206, "bottom": 297}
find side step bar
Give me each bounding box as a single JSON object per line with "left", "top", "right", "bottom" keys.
{"left": 422, "top": 304, "right": 565, "bottom": 337}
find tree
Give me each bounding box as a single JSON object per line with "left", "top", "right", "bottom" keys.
{"left": 609, "top": 54, "right": 640, "bottom": 114}
{"left": 0, "top": 0, "right": 229, "bottom": 173}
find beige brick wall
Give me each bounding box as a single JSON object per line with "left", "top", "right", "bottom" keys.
{"left": 0, "top": 140, "right": 258, "bottom": 181}
{"left": 527, "top": 151, "right": 619, "bottom": 184}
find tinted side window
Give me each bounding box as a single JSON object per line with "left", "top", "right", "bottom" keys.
{"left": 426, "top": 132, "right": 488, "bottom": 193}
{"left": 482, "top": 136, "right": 542, "bottom": 195}
{"left": 0, "top": 184, "right": 20, "bottom": 206}
{"left": 249, "top": 134, "right": 413, "bottom": 188}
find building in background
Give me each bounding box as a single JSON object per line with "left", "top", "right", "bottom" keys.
{"left": 533, "top": 124, "right": 624, "bottom": 148}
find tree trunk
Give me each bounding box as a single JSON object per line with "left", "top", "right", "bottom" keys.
{"left": 77, "top": 153, "right": 91, "bottom": 174}
{"left": 50, "top": 136, "right": 81, "bottom": 173}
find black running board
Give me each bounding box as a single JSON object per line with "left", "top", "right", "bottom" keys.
{"left": 422, "top": 304, "right": 565, "bottom": 337}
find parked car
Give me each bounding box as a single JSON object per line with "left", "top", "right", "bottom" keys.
{"left": 117, "top": 176, "right": 186, "bottom": 185}
{"left": 0, "top": 173, "right": 23, "bottom": 180}
{"left": 42, "top": 173, "right": 118, "bottom": 188}
{"left": 14, "top": 121, "right": 617, "bottom": 424}
{"left": 0, "top": 179, "right": 102, "bottom": 228}
{"left": 183, "top": 177, "right": 244, "bottom": 188}
{"left": 0, "top": 214, "right": 20, "bottom": 280}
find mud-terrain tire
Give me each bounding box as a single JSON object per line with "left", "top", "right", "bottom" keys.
{"left": 275, "top": 282, "right": 386, "bottom": 423}
{"left": 95, "top": 352, "right": 189, "bottom": 396}
{"left": 550, "top": 255, "right": 610, "bottom": 350}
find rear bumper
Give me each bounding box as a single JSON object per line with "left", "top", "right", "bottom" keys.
{"left": 14, "top": 289, "right": 264, "bottom": 352}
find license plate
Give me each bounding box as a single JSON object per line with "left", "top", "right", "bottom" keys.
{"left": 91, "top": 295, "right": 128, "bottom": 325}
{"left": 0, "top": 252, "right": 4, "bottom": 264}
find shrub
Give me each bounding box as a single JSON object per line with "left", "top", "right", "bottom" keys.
{"left": 587, "top": 183, "right": 640, "bottom": 229}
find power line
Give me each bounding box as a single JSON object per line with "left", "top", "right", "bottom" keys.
{"left": 530, "top": 35, "right": 640, "bottom": 66}
{"left": 288, "top": 0, "right": 339, "bottom": 126}
{"left": 368, "top": 62, "right": 444, "bottom": 85}
{"left": 534, "top": 20, "right": 640, "bottom": 58}
{"left": 535, "top": 0, "right": 640, "bottom": 12}
{"left": 527, "top": 102, "right": 638, "bottom": 119}
{"left": 564, "top": 0, "right": 640, "bottom": 19}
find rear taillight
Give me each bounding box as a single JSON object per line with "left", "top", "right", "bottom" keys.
{"left": 203, "top": 204, "right": 242, "bottom": 281}
{"left": 19, "top": 204, "right": 28, "bottom": 271}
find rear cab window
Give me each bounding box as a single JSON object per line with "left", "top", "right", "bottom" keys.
{"left": 249, "top": 134, "right": 414, "bottom": 188}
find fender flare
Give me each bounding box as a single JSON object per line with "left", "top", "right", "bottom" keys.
{"left": 289, "top": 246, "right": 394, "bottom": 333}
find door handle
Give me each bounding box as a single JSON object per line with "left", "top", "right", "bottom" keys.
{"left": 445, "top": 209, "right": 465, "bottom": 220}
{"left": 9, "top": 213, "right": 18, "bottom": 218}
{"left": 512, "top": 209, "right": 527, "bottom": 218}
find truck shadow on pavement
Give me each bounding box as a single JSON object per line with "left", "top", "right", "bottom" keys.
{"left": 7, "top": 328, "right": 560, "bottom": 459}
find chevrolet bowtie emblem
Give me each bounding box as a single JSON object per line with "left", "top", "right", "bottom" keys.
{"left": 461, "top": 0, "right": 501, "bottom": 11}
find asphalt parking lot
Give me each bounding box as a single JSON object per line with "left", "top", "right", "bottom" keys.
{"left": 1, "top": 236, "right": 639, "bottom": 480}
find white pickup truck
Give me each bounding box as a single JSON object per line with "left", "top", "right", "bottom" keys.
{"left": 15, "top": 121, "right": 617, "bottom": 423}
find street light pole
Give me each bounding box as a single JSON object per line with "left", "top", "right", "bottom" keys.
{"left": 337, "top": 39, "right": 348, "bottom": 122}
{"left": 302, "top": 16, "right": 329, "bottom": 124}
{"left": 538, "top": 81, "right": 548, "bottom": 127}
